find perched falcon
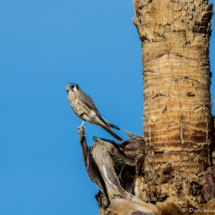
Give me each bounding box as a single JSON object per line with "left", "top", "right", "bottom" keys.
{"left": 66, "top": 83, "right": 122, "bottom": 141}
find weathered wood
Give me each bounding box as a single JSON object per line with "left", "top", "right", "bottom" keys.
{"left": 124, "top": 130, "right": 145, "bottom": 140}
{"left": 78, "top": 127, "right": 157, "bottom": 213}
{"left": 78, "top": 127, "right": 110, "bottom": 208}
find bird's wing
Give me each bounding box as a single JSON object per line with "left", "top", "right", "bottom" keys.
{"left": 79, "top": 90, "right": 108, "bottom": 126}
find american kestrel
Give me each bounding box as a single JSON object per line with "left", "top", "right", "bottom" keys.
{"left": 66, "top": 83, "right": 122, "bottom": 141}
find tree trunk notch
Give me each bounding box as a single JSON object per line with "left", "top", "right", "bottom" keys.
{"left": 133, "top": 0, "right": 213, "bottom": 207}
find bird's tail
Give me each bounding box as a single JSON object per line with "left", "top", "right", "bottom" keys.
{"left": 101, "top": 125, "right": 122, "bottom": 141}
{"left": 102, "top": 117, "right": 120, "bottom": 130}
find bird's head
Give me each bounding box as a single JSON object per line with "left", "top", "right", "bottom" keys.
{"left": 66, "top": 83, "right": 80, "bottom": 93}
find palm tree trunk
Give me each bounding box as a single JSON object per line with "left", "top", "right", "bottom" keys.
{"left": 133, "top": 0, "right": 214, "bottom": 207}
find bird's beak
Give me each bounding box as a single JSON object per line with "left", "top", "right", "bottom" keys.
{"left": 66, "top": 85, "right": 70, "bottom": 93}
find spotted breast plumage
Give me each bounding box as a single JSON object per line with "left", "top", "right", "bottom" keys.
{"left": 66, "top": 83, "right": 122, "bottom": 141}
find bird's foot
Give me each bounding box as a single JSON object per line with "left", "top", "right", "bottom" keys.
{"left": 78, "top": 125, "right": 86, "bottom": 141}
{"left": 78, "top": 125, "right": 86, "bottom": 136}
{"left": 77, "top": 111, "right": 84, "bottom": 117}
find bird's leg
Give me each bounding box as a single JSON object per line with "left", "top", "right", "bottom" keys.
{"left": 81, "top": 121, "right": 85, "bottom": 127}
{"left": 77, "top": 110, "right": 84, "bottom": 117}
{"left": 78, "top": 121, "right": 85, "bottom": 129}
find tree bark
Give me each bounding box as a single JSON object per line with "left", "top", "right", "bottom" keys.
{"left": 133, "top": 0, "right": 214, "bottom": 207}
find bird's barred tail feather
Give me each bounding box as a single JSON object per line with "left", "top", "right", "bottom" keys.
{"left": 101, "top": 125, "right": 122, "bottom": 141}
{"left": 102, "top": 117, "right": 120, "bottom": 130}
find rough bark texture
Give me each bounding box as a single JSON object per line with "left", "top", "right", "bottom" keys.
{"left": 133, "top": 0, "right": 214, "bottom": 207}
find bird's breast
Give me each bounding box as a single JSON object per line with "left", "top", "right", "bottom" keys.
{"left": 67, "top": 92, "right": 91, "bottom": 118}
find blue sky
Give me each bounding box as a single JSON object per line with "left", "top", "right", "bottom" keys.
{"left": 0, "top": 1, "right": 214, "bottom": 215}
